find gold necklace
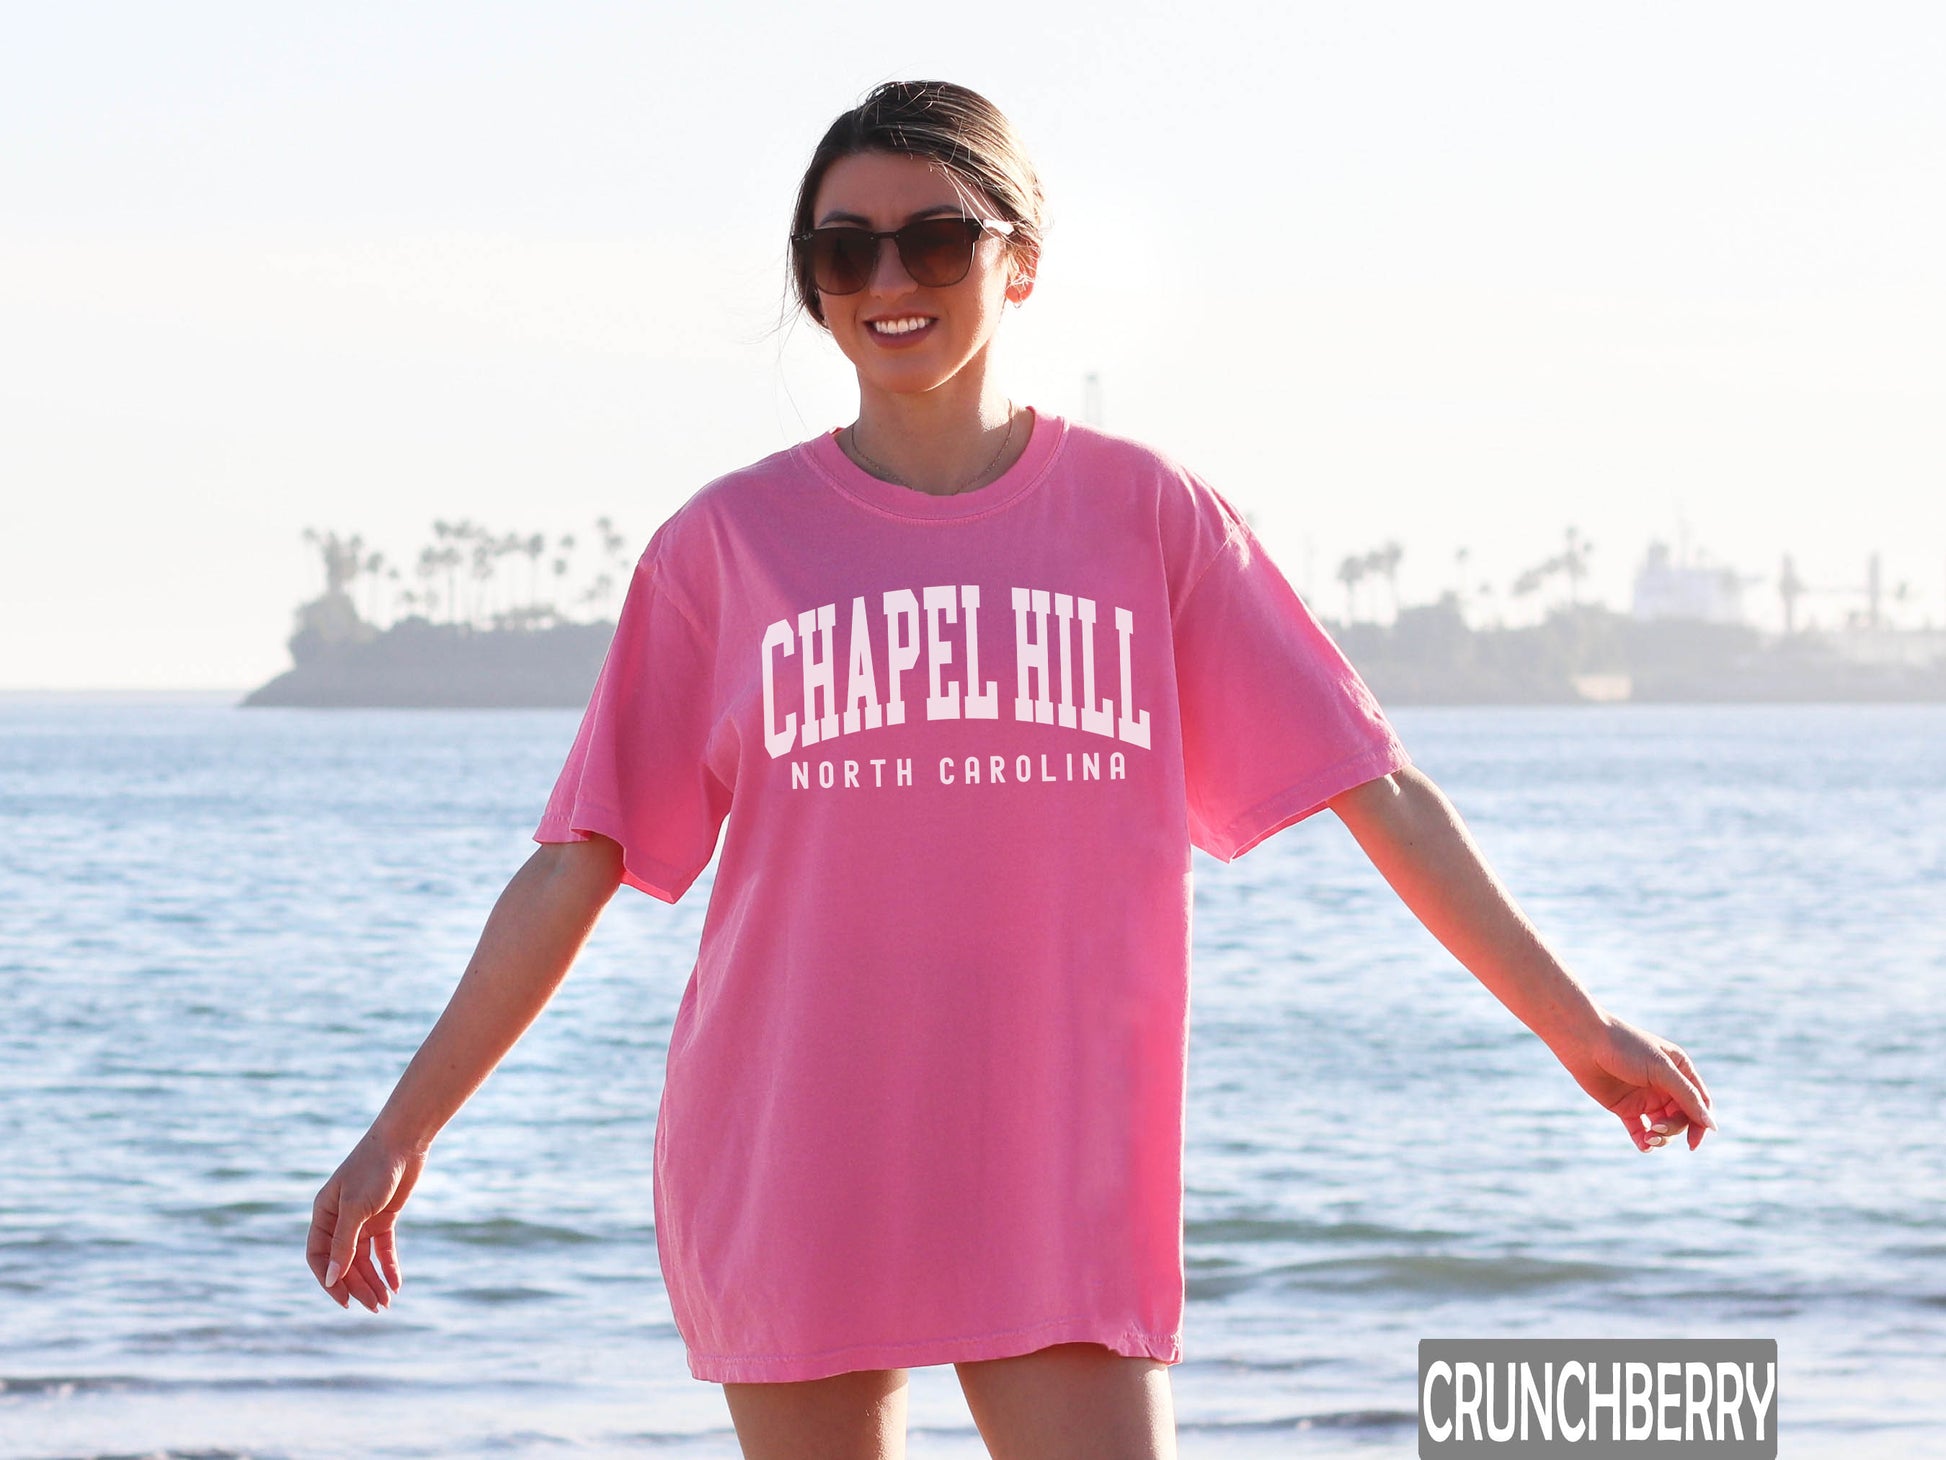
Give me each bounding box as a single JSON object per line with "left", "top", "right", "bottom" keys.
{"left": 847, "top": 403, "right": 1017, "bottom": 497}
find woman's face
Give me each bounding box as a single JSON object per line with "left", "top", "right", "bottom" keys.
{"left": 807, "top": 149, "right": 1029, "bottom": 399}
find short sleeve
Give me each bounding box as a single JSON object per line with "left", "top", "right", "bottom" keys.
{"left": 1173, "top": 497, "right": 1410, "bottom": 861}
{"left": 532, "top": 545, "right": 730, "bottom": 903}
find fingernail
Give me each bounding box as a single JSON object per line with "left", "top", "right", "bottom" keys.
{"left": 1651, "top": 1123, "right": 1672, "bottom": 1135}
{"left": 324, "top": 1260, "right": 341, "bottom": 1288}
{"left": 1648, "top": 1135, "right": 1666, "bottom": 1148}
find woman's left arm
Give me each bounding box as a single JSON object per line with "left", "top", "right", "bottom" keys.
{"left": 1327, "top": 764, "right": 1717, "bottom": 1153}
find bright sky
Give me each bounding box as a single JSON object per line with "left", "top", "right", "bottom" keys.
{"left": 4, "top": 2, "right": 1942, "bottom": 688}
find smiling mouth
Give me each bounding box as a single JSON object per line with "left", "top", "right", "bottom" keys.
{"left": 868, "top": 315, "right": 935, "bottom": 336}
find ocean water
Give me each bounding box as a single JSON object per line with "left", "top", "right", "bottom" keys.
{"left": 2, "top": 695, "right": 1941, "bottom": 1459}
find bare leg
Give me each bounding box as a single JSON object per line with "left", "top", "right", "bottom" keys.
{"left": 954, "top": 1342, "right": 1177, "bottom": 1459}
{"left": 721, "top": 1367, "right": 911, "bottom": 1460}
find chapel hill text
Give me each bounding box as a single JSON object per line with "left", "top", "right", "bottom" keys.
{"left": 764, "top": 586, "right": 1152, "bottom": 788}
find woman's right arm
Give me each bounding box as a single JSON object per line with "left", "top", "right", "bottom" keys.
{"left": 306, "top": 834, "right": 626, "bottom": 1311}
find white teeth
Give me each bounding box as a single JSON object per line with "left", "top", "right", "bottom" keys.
{"left": 870, "top": 317, "right": 931, "bottom": 335}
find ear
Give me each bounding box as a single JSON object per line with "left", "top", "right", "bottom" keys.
{"left": 1006, "top": 250, "right": 1038, "bottom": 306}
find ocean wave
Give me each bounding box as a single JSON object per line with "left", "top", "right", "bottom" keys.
{"left": 1178, "top": 1406, "right": 1418, "bottom": 1435}
{"left": 1186, "top": 1215, "right": 1457, "bottom": 1246}
{"left": 415, "top": 1217, "right": 604, "bottom": 1248}
{"left": 446, "top": 1284, "right": 564, "bottom": 1305}
{"left": 1258, "top": 1251, "right": 1627, "bottom": 1296}
{"left": 0, "top": 1373, "right": 555, "bottom": 1397}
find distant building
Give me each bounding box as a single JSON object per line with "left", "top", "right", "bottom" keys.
{"left": 1631, "top": 539, "right": 1746, "bottom": 625}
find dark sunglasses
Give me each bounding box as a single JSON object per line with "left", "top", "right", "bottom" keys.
{"left": 792, "top": 216, "right": 1016, "bottom": 295}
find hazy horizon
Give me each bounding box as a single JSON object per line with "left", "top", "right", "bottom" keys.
{"left": 5, "top": 3, "right": 1942, "bottom": 689}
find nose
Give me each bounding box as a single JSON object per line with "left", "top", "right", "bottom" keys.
{"left": 865, "top": 233, "right": 917, "bottom": 295}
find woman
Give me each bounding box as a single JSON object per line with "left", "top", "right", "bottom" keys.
{"left": 309, "top": 80, "right": 1715, "bottom": 1460}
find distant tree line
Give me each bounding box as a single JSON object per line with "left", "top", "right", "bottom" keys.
{"left": 299, "top": 516, "right": 1601, "bottom": 633}
{"left": 299, "top": 517, "right": 637, "bottom": 632}
{"left": 1331, "top": 525, "right": 1594, "bottom": 627}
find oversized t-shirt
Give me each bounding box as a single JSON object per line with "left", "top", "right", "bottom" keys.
{"left": 532, "top": 410, "right": 1412, "bottom": 1383}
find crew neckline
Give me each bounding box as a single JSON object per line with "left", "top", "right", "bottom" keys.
{"left": 801, "top": 407, "right": 1067, "bottom": 522}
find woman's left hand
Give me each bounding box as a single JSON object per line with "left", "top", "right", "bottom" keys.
{"left": 1556, "top": 1013, "right": 1717, "bottom": 1152}
{"left": 1326, "top": 768, "right": 1718, "bottom": 1155}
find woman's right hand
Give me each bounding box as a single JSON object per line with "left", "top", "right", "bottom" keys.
{"left": 301, "top": 842, "right": 623, "bottom": 1312}
{"left": 307, "top": 1129, "right": 427, "bottom": 1312}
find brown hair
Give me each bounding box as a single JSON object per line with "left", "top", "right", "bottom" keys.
{"left": 787, "top": 80, "right": 1046, "bottom": 328}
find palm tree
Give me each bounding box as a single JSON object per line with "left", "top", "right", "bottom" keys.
{"left": 359, "top": 548, "right": 386, "bottom": 625}
{"left": 1510, "top": 562, "right": 1548, "bottom": 602}
{"left": 580, "top": 571, "right": 614, "bottom": 617}
{"left": 501, "top": 532, "right": 525, "bottom": 619}
{"left": 469, "top": 528, "right": 499, "bottom": 629}
{"left": 1510, "top": 527, "right": 1595, "bottom": 616}
{"left": 522, "top": 532, "right": 546, "bottom": 614}
{"left": 301, "top": 528, "right": 364, "bottom": 598}
{"left": 1336, "top": 555, "right": 1367, "bottom": 624}
{"left": 1368, "top": 540, "right": 1403, "bottom": 623}
{"left": 440, "top": 545, "right": 464, "bottom": 623}
{"left": 431, "top": 521, "right": 464, "bottom": 625}
{"left": 595, "top": 515, "right": 627, "bottom": 563}
{"left": 1561, "top": 526, "right": 1592, "bottom": 607}
{"left": 591, "top": 517, "right": 631, "bottom": 618}
{"left": 415, "top": 545, "right": 442, "bottom": 622}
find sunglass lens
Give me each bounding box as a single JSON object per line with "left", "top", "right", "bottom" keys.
{"left": 809, "top": 229, "right": 875, "bottom": 294}
{"left": 898, "top": 219, "right": 980, "bottom": 287}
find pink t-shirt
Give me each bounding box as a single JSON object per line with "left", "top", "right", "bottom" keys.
{"left": 532, "top": 410, "right": 1411, "bottom": 1383}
